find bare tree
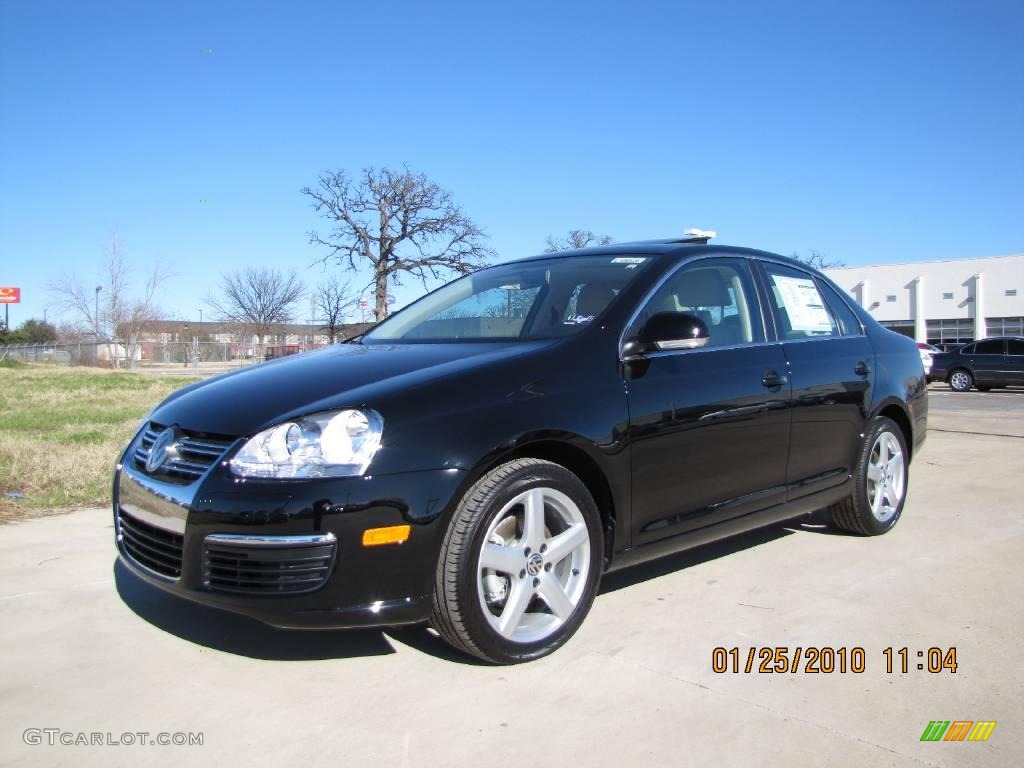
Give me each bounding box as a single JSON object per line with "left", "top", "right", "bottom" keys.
{"left": 544, "top": 230, "right": 613, "bottom": 253}
{"left": 55, "top": 321, "right": 89, "bottom": 343}
{"left": 49, "top": 235, "right": 169, "bottom": 367}
{"left": 206, "top": 267, "right": 305, "bottom": 343}
{"left": 302, "top": 166, "right": 494, "bottom": 320}
{"left": 791, "top": 249, "right": 845, "bottom": 270}
{"left": 314, "top": 275, "right": 358, "bottom": 343}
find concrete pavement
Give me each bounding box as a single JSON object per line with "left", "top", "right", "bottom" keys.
{"left": 1, "top": 401, "right": 1021, "bottom": 767}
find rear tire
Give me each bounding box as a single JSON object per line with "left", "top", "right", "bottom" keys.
{"left": 430, "top": 458, "right": 603, "bottom": 664}
{"left": 948, "top": 369, "right": 973, "bottom": 392}
{"left": 829, "top": 417, "right": 908, "bottom": 536}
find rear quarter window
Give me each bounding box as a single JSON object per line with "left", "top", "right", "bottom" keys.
{"left": 816, "top": 280, "right": 862, "bottom": 336}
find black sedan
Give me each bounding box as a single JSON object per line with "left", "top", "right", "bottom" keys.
{"left": 930, "top": 336, "right": 1024, "bottom": 392}
{"left": 113, "top": 236, "right": 928, "bottom": 663}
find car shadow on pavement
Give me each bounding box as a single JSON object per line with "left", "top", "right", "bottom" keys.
{"left": 114, "top": 560, "right": 397, "bottom": 661}
{"left": 382, "top": 625, "right": 493, "bottom": 666}
{"left": 783, "top": 508, "right": 858, "bottom": 537}
{"left": 113, "top": 513, "right": 852, "bottom": 664}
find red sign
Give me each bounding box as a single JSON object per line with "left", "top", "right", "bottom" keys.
{"left": 0, "top": 287, "right": 20, "bottom": 304}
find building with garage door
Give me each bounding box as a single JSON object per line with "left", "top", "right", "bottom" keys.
{"left": 823, "top": 253, "right": 1024, "bottom": 346}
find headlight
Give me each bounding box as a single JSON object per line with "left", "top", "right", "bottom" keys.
{"left": 229, "top": 409, "right": 383, "bottom": 479}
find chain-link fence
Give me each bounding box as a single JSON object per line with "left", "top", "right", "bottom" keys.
{"left": 0, "top": 339, "right": 330, "bottom": 372}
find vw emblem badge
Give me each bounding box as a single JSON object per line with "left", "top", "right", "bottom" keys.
{"left": 145, "top": 427, "right": 177, "bottom": 473}
{"left": 526, "top": 552, "right": 544, "bottom": 577}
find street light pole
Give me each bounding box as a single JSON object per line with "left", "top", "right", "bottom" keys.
{"left": 94, "top": 286, "right": 102, "bottom": 338}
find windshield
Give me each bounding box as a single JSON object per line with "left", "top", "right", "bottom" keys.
{"left": 363, "top": 255, "right": 653, "bottom": 343}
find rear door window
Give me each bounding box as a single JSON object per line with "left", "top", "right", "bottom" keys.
{"left": 761, "top": 262, "right": 837, "bottom": 338}
{"left": 974, "top": 340, "right": 1005, "bottom": 355}
{"left": 1007, "top": 340, "right": 1024, "bottom": 356}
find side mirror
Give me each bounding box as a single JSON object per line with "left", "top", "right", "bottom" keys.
{"left": 623, "top": 312, "right": 709, "bottom": 360}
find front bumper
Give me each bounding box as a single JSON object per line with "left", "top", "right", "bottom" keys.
{"left": 113, "top": 457, "right": 466, "bottom": 629}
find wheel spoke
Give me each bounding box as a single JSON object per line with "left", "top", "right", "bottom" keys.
{"left": 870, "top": 483, "right": 883, "bottom": 516}
{"left": 892, "top": 468, "right": 905, "bottom": 498}
{"left": 882, "top": 485, "right": 898, "bottom": 509}
{"left": 480, "top": 543, "right": 522, "bottom": 575}
{"left": 520, "top": 488, "right": 546, "bottom": 550}
{"left": 544, "top": 523, "right": 588, "bottom": 566}
{"left": 497, "top": 580, "right": 532, "bottom": 635}
{"left": 866, "top": 463, "right": 883, "bottom": 482}
{"left": 886, "top": 454, "right": 903, "bottom": 479}
{"left": 537, "top": 572, "right": 575, "bottom": 620}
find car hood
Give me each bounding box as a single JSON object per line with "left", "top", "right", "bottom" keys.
{"left": 152, "top": 341, "right": 556, "bottom": 437}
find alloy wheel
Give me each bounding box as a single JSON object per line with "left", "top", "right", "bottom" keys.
{"left": 866, "top": 431, "right": 905, "bottom": 523}
{"left": 950, "top": 371, "right": 971, "bottom": 391}
{"left": 476, "top": 487, "right": 591, "bottom": 643}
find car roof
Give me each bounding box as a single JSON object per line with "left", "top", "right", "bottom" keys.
{"left": 507, "top": 239, "right": 811, "bottom": 270}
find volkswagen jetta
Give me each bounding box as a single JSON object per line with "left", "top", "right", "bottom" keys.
{"left": 113, "top": 235, "right": 927, "bottom": 663}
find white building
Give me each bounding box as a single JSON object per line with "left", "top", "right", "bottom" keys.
{"left": 823, "top": 253, "right": 1024, "bottom": 346}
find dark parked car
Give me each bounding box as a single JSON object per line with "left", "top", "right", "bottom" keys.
{"left": 930, "top": 336, "right": 1024, "bottom": 391}
{"left": 113, "top": 236, "right": 928, "bottom": 663}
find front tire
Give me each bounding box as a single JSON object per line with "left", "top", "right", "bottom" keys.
{"left": 829, "top": 417, "right": 909, "bottom": 536}
{"left": 949, "top": 368, "right": 973, "bottom": 392}
{"left": 430, "top": 458, "right": 603, "bottom": 664}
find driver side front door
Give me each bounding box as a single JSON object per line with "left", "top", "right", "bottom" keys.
{"left": 625, "top": 257, "right": 792, "bottom": 547}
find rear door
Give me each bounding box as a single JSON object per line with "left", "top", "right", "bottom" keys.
{"left": 755, "top": 261, "right": 874, "bottom": 502}
{"left": 1004, "top": 339, "right": 1024, "bottom": 384}
{"left": 971, "top": 339, "right": 1007, "bottom": 385}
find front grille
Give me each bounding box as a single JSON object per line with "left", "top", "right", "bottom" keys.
{"left": 203, "top": 535, "right": 337, "bottom": 595}
{"left": 118, "top": 510, "right": 184, "bottom": 578}
{"left": 133, "top": 422, "right": 233, "bottom": 484}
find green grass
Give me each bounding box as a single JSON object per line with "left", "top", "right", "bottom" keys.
{"left": 0, "top": 365, "right": 199, "bottom": 517}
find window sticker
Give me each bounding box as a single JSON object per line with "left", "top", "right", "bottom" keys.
{"left": 563, "top": 314, "right": 595, "bottom": 325}
{"left": 771, "top": 275, "right": 832, "bottom": 333}
{"left": 611, "top": 257, "right": 646, "bottom": 265}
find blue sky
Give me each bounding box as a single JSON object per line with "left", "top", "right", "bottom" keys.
{"left": 1, "top": 0, "right": 1022, "bottom": 327}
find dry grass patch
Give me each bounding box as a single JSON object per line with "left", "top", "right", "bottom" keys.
{"left": 0, "top": 363, "right": 198, "bottom": 519}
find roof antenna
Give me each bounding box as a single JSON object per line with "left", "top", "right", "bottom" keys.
{"left": 684, "top": 228, "right": 717, "bottom": 240}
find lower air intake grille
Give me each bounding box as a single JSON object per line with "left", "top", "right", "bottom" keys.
{"left": 118, "top": 510, "right": 184, "bottom": 578}
{"left": 203, "top": 534, "right": 337, "bottom": 595}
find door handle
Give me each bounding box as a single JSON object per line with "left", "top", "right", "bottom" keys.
{"left": 762, "top": 371, "right": 788, "bottom": 388}
{"left": 855, "top": 360, "right": 871, "bottom": 376}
